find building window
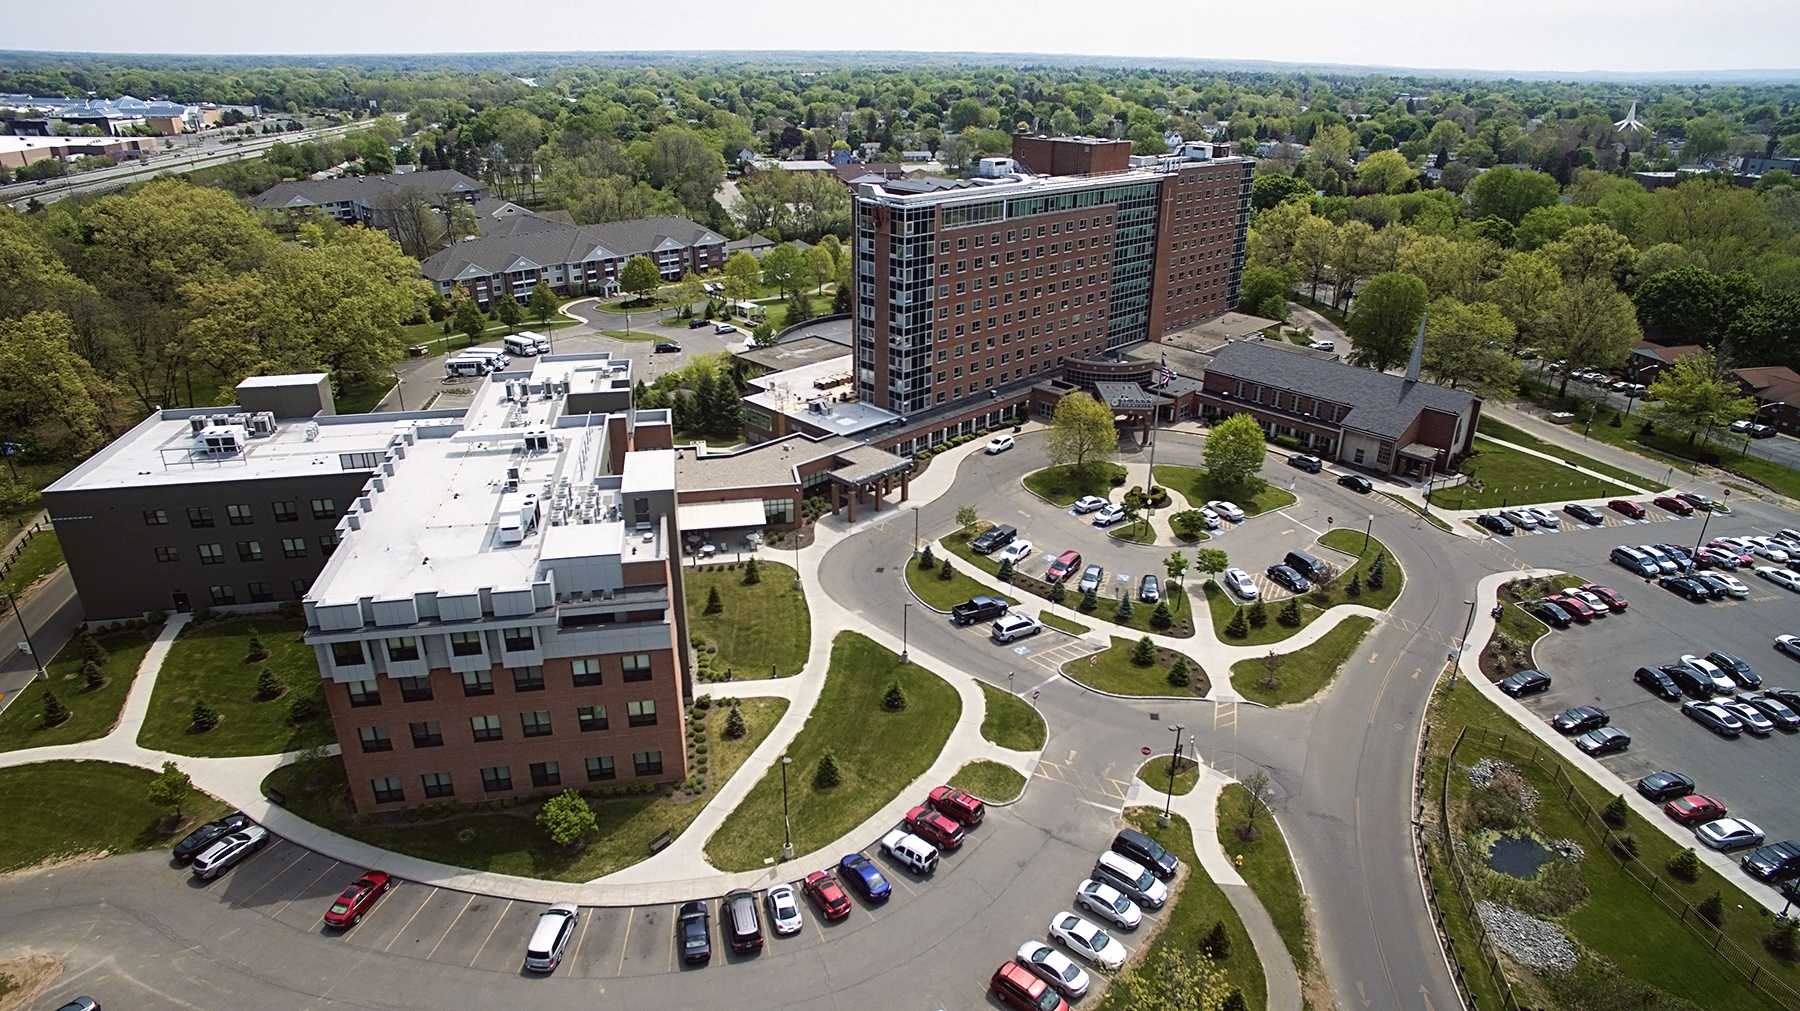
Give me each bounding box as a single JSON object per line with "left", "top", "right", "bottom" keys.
{"left": 512, "top": 666, "right": 545, "bottom": 692}
{"left": 247, "top": 581, "right": 274, "bottom": 602}
{"left": 187, "top": 506, "right": 214, "bottom": 528}
{"left": 346, "top": 679, "right": 380, "bottom": 707}
{"left": 571, "top": 658, "right": 603, "bottom": 686}
{"left": 332, "top": 641, "right": 366, "bottom": 668}
{"left": 578, "top": 705, "right": 608, "bottom": 732}
{"left": 410, "top": 721, "right": 443, "bottom": 747}
{"left": 622, "top": 653, "right": 652, "bottom": 682}
{"left": 236, "top": 541, "right": 263, "bottom": 562}
{"left": 632, "top": 751, "right": 664, "bottom": 776}
{"left": 385, "top": 637, "right": 420, "bottom": 662}
{"left": 319, "top": 533, "right": 340, "bottom": 557}
{"left": 480, "top": 766, "right": 513, "bottom": 792}
{"left": 462, "top": 670, "right": 494, "bottom": 696}
{"left": 449, "top": 631, "right": 484, "bottom": 656}
{"left": 197, "top": 544, "right": 224, "bottom": 565}
{"left": 310, "top": 498, "right": 336, "bottom": 520}
{"left": 227, "top": 504, "right": 254, "bottom": 526}
{"left": 144, "top": 509, "right": 168, "bottom": 525}
{"left": 358, "top": 726, "right": 392, "bottom": 753}
{"left": 1353, "top": 448, "right": 1365, "bottom": 464}
{"left": 291, "top": 578, "right": 311, "bottom": 599}
{"left": 521, "top": 710, "right": 552, "bottom": 737}
{"left": 470, "top": 714, "right": 503, "bottom": 742}
{"left": 586, "top": 756, "right": 616, "bottom": 781}
{"left": 627, "top": 700, "right": 657, "bottom": 727}
{"left": 154, "top": 546, "right": 179, "bottom": 563}
{"left": 1376, "top": 443, "right": 1393, "bottom": 466}
{"left": 420, "top": 772, "right": 454, "bottom": 799}
{"left": 209, "top": 585, "right": 235, "bottom": 606}
{"left": 281, "top": 538, "right": 307, "bottom": 559}
{"left": 340, "top": 452, "right": 382, "bottom": 470}
{"left": 371, "top": 777, "right": 404, "bottom": 803}
{"left": 397, "top": 676, "right": 433, "bottom": 702}
{"left": 530, "top": 762, "right": 561, "bottom": 788}
{"left": 502, "top": 627, "right": 535, "bottom": 652}
{"left": 273, "top": 501, "right": 298, "bottom": 522}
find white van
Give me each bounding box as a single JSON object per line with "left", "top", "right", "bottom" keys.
{"left": 444, "top": 356, "right": 491, "bottom": 378}
{"left": 1093, "top": 850, "right": 1170, "bottom": 909}
{"left": 503, "top": 333, "right": 546, "bottom": 357}
{"left": 879, "top": 829, "right": 940, "bottom": 875}
{"left": 524, "top": 903, "right": 579, "bottom": 972}
{"left": 461, "top": 349, "right": 512, "bottom": 370}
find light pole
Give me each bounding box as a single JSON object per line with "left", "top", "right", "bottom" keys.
{"left": 1694, "top": 502, "right": 1716, "bottom": 553}
{"left": 1008, "top": 670, "right": 1015, "bottom": 695}
{"left": 901, "top": 602, "right": 910, "bottom": 663}
{"left": 1161, "top": 724, "right": 1185, "bottom": 827}
{"left": 780, "top": 755, "right": 794, "bottom": 860}
{"left": 1454, "top": 598, "right": 1478, "bottom": 690}
{"left": 4, "top": 593, "right": 45, "bottom": 682}
{"left": 391, "top": 368, "right": 405, "bottom": 411}
{"left": 913, "top": 506, "right": 920, "bottom": 558}
{"left": 1363, "top": 514, "right": 1374, "bottom": 554}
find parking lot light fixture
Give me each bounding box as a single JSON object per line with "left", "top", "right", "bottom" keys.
{"left": 1453, "top": 599, "right": 1477, "bottom": 689}
{"left": 901, "top": 602, "right": 910, "bottom": 663}
{"left": 1364, "top": 514, "right": 1374, "bottom": 554}
{"left": 1161, "top": 724, "right": 1185, "bottom": 827}
{"left": 781, "top": 756, "right": 794, "bottom": 861}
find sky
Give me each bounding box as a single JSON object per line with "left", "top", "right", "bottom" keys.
{"left": 9, "top": 0, "right": 1800, "bottom": 76}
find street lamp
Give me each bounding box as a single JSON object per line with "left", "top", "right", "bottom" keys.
{"left": 1453, "top": 598, "right": 1477, "bottom": 690}
{"left": 1008, "top": 670, "right": 1015, "bottom": 695}
{"left": 913, "top": 506, "right": 920, "bottom": 558}
{"left": 901, "top": 602, "right": 910, "bottom": 663}
{"left": 781, "top": 755, "right": 794, "bottom": 860}
{"left": 1161, "top": 724, "right": 1186, "bottom": 827}
{"left": 1363, "top": 514, "right": 1374, "bottom": 554}
{"left": 3, "top": 593, "right": 45, "bottom": 682}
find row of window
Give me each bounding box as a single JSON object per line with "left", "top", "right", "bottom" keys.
{"left": 942, "top": 216, "right": 1110, "bottom": 252}
{"left": 145, "top": 499, "right": 336, "bottom": 528}
{"left": 355, "top": 701, "right": 657, "bottom": 753}
{"left": 944, "top": 239, "right": 1108, "bottom": 275}
{"left": 368, "top": 751, "right": 663, "bottom": 802}
{"left": 155, "top": 536, "right": 337, "bottom": 565}
{"left": 345, "top": 666, "right": 654, "bottom": 707}
{"left": 332, "top": 628, "right": 560, "bottom": 667}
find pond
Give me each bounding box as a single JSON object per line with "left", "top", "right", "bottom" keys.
{"left": 1488, "top": 833, "right": 1555, "bottom": 878}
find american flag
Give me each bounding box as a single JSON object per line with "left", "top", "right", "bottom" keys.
{"left": 1158, "top": 358, "right": 1176, "bottom": 389}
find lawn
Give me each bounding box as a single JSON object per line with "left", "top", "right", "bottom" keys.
{"left": 949, "top": 760, "right": 1026, "bottom": 803}
{"left": 1040, "top": 612, "right": 1091, "bottom": 635}
{"left": 1108, "top": 519, "right": 1158, "bottom": 544}
{"left": 264, "top": 696, "right": 788, "bottom": 882}
{"left": 1316, "top": 529, "right": 1405, "bottom": 611}
{"left": 905, "top": 549, "right": 1017, "bottom": 612}
{"left": 704, "top": 632, "right": 960, "bottom": 871}
{"left": 1426, "top": 437, "right": 1630, "bottom": 511}
{"left": 685, "top": 560, "right": 809, "bottom": 679}
{"left": 978, "top": 682, "right": 1046, "bottom": 751}
{"left": 1097, "top": 809, "right": 1267, "bottom": 1011}
{"left": 1475, "top": 415, "right": 1666, "bottom": 491}
{"left": 137, "top": 617, "right": 336, "bottom": 757}
{"left": 1153, "top": 465, "right": 1297, "bottom": 516}
{"left": 333, "top": 374, "right": 396, "bottom": 414}
{"left": 1066, "top": 636, "right": 1208, "bottom": 697}
{"left": 940, "top": 530, "right": 1194, "bottom": 637}
{"left": 1023, "top": 462, "right": 1128, "bottom": 506}
{"left": 1217, "top": 784, "right": 1315, "bottom": 982}
{"left": 1230, "top": 616, "right": 1375, "bottom": 706}
{"left": 0, "top": 530, "right": 62, "bottom": 598}
{"left": 1205, "top": 583, "right": 1323, "bottom": 646}
{"left": 0, "top": 761, "right": 232, "bottom": 874}
{"left": 1135, "top": 755, "right": 1200, "bottom": 796}
{"left": 0, "top": 629, "right": 154, "bottom": 752}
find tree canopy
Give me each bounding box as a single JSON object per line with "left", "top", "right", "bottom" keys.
{"left": 1346, "top": 272, "right": 1429, "bottom": 372}
{"left": 1045, "top": 392, "right": 1117, "bottom": 475}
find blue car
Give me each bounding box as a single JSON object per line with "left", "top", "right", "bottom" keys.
{"left": 838, "top": 852, "right": 891, "bottom": 902}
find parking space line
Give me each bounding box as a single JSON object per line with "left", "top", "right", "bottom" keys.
{"left": 383, "top": 886, "right": 438, "bottom": 952}
{"left": 272, "top": 859, "right": 342, "bottom": 922}
{"left": 616, "top": 908, "right": 634, "bottom": 976}
{"left": 427, "top": 893, "right": 477, "bottom": 961}
{"left": 232, "top": 842, "right": 306, "bottom": 905}
{"left": 568, "top": 907, "right": 592, "bottom": 975}
{"left": 467, "top": 899, "right": 513, "bottom": 967}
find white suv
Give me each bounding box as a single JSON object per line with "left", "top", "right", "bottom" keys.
{"left": 191, "top": 824, "right": 270, "bottom": 880}
{"left": 992, "top": 614, "right": 1043, "bottom": 643}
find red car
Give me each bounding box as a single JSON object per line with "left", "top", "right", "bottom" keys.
{"left": 1653, "top": 496, "right": 1695, "bottom": 516}
{"left": 1609, "top": 499, "right": 1646, "bottom": 519}
{"left": 802, "top": 870, "right": 853, "bottom": 920}
{"left": 1579, "top": 583, "right": 1629, "bottom": 612}
{"left": 928, "top": 785, "right": 986, "bottom": 827}
{"left": 1664, "top": 794, "right": 1728, "bottom": 825}
{"left": 992, "top": 961, "right": 1069, "bottom": 1011}
{"left": 322, "top": 870, "right": 392, "bottom": 929}
{"left": 1544, "top": 594, "right": 1596, "bottom": 622}
{"left": 1045, "top": 550, "right": 1082, "bottom": 582}
{"left": 905, "top": 805, "right": 966, "bottom": 850}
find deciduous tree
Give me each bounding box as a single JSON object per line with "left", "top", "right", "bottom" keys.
{"left": 1346, "top": 271, "right": 1429, "bottom": 373}
{"left": 146, "top": 761, "right": 191, "bottom": 816}
{"left": 1045, "top": 393, "right": 1116, "bottom": 476}
{"left": 1203, "top": 413, "right": 1267, "bottom": 489}
{"left": 1421, "top": 297, "right": 1518, "bottom": 394}
{"left": 620, "top": 256, "right": 662, "bottom": 300}
{"left": 1541, "top": 278, "right": 1642, "bottom": 395}
{"left": 1646, "top": 348, "right": 1757, "bottom": 445}
{"left": 537, "top": 789, "right": 598, "bottom": 846}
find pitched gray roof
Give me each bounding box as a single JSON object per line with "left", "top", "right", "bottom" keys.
{"left": 418, "top": 215, "right": 725, "bottom": 283}
{"left": 249, "top": 170, "right": 484, "bottom": 210}
{"left": 1203, "top": 340, "right": 1475, "bottom": 440}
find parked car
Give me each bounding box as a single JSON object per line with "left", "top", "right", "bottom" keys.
{"left": 1664, "top": 794, "right": 1728, "bottom": 825}
{"left": 49, "top": 999, "right": 98, "bottom": 1011}
{"left": 1288, "top": 453, "right": 1323, "bottom": 473}
{"left": 1758, "top": 566, "right": 1800, "bottom": 591}
{"left": 1077, "top": 564, "right": 1106, "bottom": 593}
{"left": 1520, "top": 599, "right": 1572, "bottom": 629}
{"left": 838, "top": 852, "right": 892, "bottom": 901}
{"left": 1653, "top": 495, "right": 1694, "bottom": 516}
{"left": 1139, "top": 574, "right": 1162, "bottom": 603}
{"left": 1660, "top": 663, "right": 1716, "bottom": 699}
{"left": 724, "top": 888, "right": 765, "bottom": 953}
{"left": 904, "top": 805, "right": 966, "bottom": 850}
{"left": 1525, "top": 506, "right": 1562, "bottom": 528}
{"left": 1701, "top": 572, "right": 1751, "bottom": 598}
{"left": 765, "top": 883, "right": 804, "bottom": 936}
{"left": 1310, "top": 340, "right": 1336, "bottom": 351}
{"left": 1207, "top": 500, "right": 1246, "bottom": 523}
{"left": 801, "top": 870, "right": 852, "bottom": 920}
{"left": 1741, "top": 840, "right": 1800, "bottom": 881}
{"left": 1708, "top": 652, "right": 1763, "bottom": 688}
{"left": 1565, "top": 503, "right": 1607, "bottom": 525}
{"left": 654, "top": 342, "right": 683, "bottom": 353}
{"left": 997, "top": 539, "right": 1036, "bottom": 564}
{"left": 1266, "top": 563, "right": 1310, "bottom": 593}
{"left": 1753, "top": 542, "right": 1793, "bottom": 565}
{"left": 1499, "top": 508, "right": 1539, "bottom": 530}
{"left": 172, "top": 811, "right": 253, "bottom": 864}
{"left": 1658, "top": 574, "right": 1713, "bottom": 601}
{"left": 1609, "top": 499, "right": 1647, "bottom": 519}
{"left": 1015, "top": 941, "right": 1091, "bottom": 1000}
{"left": 1777, "top": 635, "right": 1800, "bottom": 660}
{"left": 1686, "top": 654, "right": 1740, "bottom": 692}
{"left": 1046, "top": 550, "right": 1082, "bottom": 582}
{"left": 1093, "top": 850, "right": 1169, "bottom": 908}
{"left": 970, "top": 523, "right": 1017, "bottom": 554}
{"left": 191, "top": 824, "right": 270, "bottom": 880}
{"left": 1720, "top": 701, "right": 1776, "bottom": 735}
{"left": 1611, "top": 546, "right": 1660, "bottom": 577}
{"left": 992, "top": 614, "right": 1043, "bottom": 643}
{"left": 1682, "top": 700, "right": 1745, "bottom": 736}
{"left": 524, "top": 902, "right": 580, "bottom": 972}
{"left": 322, "top": 871, "right": 392, "bottom": 929}
{"left": 1071, "top": 496, "right": 1108, "bottom": 514}
{"left": 1092, "top": 504, "right": 1127, "bottom": 528}
{"left": 985, "top": 435, "right": 1015, "bottom": 455}
{"left": 1637, "top": 770, "right": 1697, "bottom": 802}
{"left": 677, "top": 899, "right": 712, "bottom": 963}
{"left": 1476, "top": 513, "right": 1516, "bottom": 536}
{"left": 929, "top": 785, "right": 987, "bottom": 826}
{"left": 1498, "top": 669, "right": 1553, "bottom": 697}
{"left": 1112, "top": 828, "right": 1179, "bottom": 879}
{"left": 1734, "top": 691, "right": 1800, "bottom": 730}
{"left": 952, "top": 596, "right": 1010, "bottom": 626}
{"left": 1633, "top": 665, "right": 1683, "bottom": 700}
{"left": 1682, "top": 574, "right": 1728, "bottom": 600}
{"left": 1216, "top": 568, "right": 1256, "bottom": 601}
{"left": 1694, "top": 547, "right": 1740, "bottom": 570}
{"left": 1552, "top": 706, "right": 1609, "bottom": 734}
{"left": 1075, "top": 879, "right": 1142, "bottom": 930}
{"left": 1696, "top": 818, "right": 1766, "bottom": 851}
{"left": 1338, "top": 474, "right": 1373, "bottom": 493}
{"left": 1576, "top": 726, "right": 1631, "bottom": 755}
{"left": 1677, "top": 492, "right": 1716, "bottom": 511}
{"left": 1562, "top": 588, "right": 1610, "bottom": 615}
{"left": 1580, "top": 583, "right": 1628, "bottom": 612}
{"left": 1543, "top": 594, "right": 1597, "bottom": 621}
{"left": 993, "top": 959, "right": 1072, "bottom": 1011}
{"left": 1048, "top": 911, "right": 1127, "bottom": 970}
{"left": 714, "top": 323, "right": 737, "bottom": 334}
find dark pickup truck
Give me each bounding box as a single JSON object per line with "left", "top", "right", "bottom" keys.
{"left": 951, "top": 596, "right": 1010, "bottom": 625}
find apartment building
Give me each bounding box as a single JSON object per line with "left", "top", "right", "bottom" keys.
{"left": 249, "top": 170, "right": 489, "bottom": 227}
{"left": 419, "top": 214, "right": 728, "bottom": 308}
{"left": 851, "top": 134, "right": 1251, "bottom": 415}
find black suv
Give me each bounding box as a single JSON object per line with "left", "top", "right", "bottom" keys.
{"left": 1633, "top": 665, "right": 1682, "bottom": 700}
{"left": 969, "top": 524, "right": 1017, "bottom": 555}
{"left": 724, "top": 889, "right": 764, "bottom": 953}
{"left": 1660, "top": 663, "right": 1714, "bottom": 699}
{"left": 1266, "top": 564, "right": 1310, "bottom": 593}
{"left": 1498, "top": 669, "right": 1552, "bottom": 697}
{"left": 1112, "top": 828, "right": 1179, "bottom": 879}
{"left": 654, "top": 342, "right": 682, "bottom": 353}
{"left": 1742, "top": 841, "right": 1800, "bottom": 882}
{"left": 951, "top": 596, "right": 1010, "bottom": 626}
{"left": 687, "top": 318, "right": 710, "bottom": 329}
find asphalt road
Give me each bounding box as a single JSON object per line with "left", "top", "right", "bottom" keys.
{"left": 0, "top": 568, "right": 86, "bottom": 716}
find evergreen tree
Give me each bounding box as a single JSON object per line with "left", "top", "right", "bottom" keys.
{"left": 1168, "top": 657, "right": 1192, "bottom": 687}
{"left": 190, "top": 697, "right": 220, "bottom": 732}
{"left": 814, "top": 750, "right": 842, "bottom": 788}
{"left": 742, "top": 557, "right": 761, "bottom": 584}
{"left": 1278, "top": 597, "right": 1303, "bottom": 627}
{"left": 704, "top": 585, "right": 724, "bottom": 615}
{"left": 1114, "top": 596, "right": 1134, "bottom": 621}
{"left": 671, "top": 388, "right": 699, "bottom": 432}
{"left": 82, "top": 660, "right": 105, "bottom": 691}
{"left": 1080, "top": 586, "right": 1098, "bottom": 611}
{"left": 996, "top": 558, "right": 1015, "bottom": 583}
{"left": 1200, "top": 919, "right": 1232, "bottom": 960}
{"left": 1368, "top": 552, "right": 1387, "bottom": 590}
{"left": 1697, "top": 890, "right": 1725, "bottom": 927}
{"left": 1225, "top": 607, "right": 1249, "bottom": 639}
{"left": 245, "top": 626, "right": 269, "bottom": 662}
{"left": 882, "top": 681, "right": 909, "bottom": 711}
{"left": 724, "top": 703, "right": 748, "bottom": 739}
{"left": 1049, "top": 579, "right": 1068, "bottom": 605}
{"left": 1346, "top": 572, "right": 1363, "bottom": 598}
{"left": 79, "top": 629, "right": 110, "bottom": 667}
{"left": 1248, "top": 598, "right": 1268, "bottom": 628}
{"left": 40, "top": 689, "right": 70, "bottom": 727}
{"left": 288, "top": 694, "right": 319, "bottom": 723}
{"left": 919, "top": 545, "right": 936, "bottom": 570}
{"left": 1149, "top": 600, "right": 1174, "bottom": 629}
{"left": 939, "top": 557, "right": 954, "bottom": 581}
{"left": 1131, "top": 635, "right": 1158, "bottom": 666}
{"left": 255, "top": 668, "right": 282, "bottom": 700}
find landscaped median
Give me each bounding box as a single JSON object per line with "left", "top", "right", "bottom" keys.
{"left": 1229, "top": 616, "right": 1376, "bottom": 706}
{"left": 978, "top": 682, "right": 1046, "bottom": 751}
{"left": 904, "top": 547, "right": 1020, "bottom": 612}
{"left": 1023, "top": 462, "right": 1127, "bottom": 505}
{"left": 685, "top": 559, "right": 809, "bottom": 679}
{"left": 1210, "top": 530, "right": 1402, "bottom": 648}
{"left": 0, "top": 627, "right": 155, "bottom": 752}
{"left": 938, "top": 531, "right": 1197, "bottom": 638}
{"left": 1217, "top": 782, "right": 1324, "bottom": 1003}
{"left": 1153, "top": 465, "right": 1296, "bottom": 516}
{"left": 1135, "top": 755, "right": 1200, "bottom": 796}
{"left": 704, "top": 632, "right": 960, "bottom": 871}
{"left": 949, "top": 760, "right": 1026, "bottom": 803}
{"left": 1065, "top": 636, "right": 1209, "bottom": 697}
{"left": 137, "top": 616, "right": 335, "bottom": 758}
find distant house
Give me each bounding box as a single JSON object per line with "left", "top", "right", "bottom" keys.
{"left": 1731, "top": 366, "right": 1800, "bottom": 432}
{"left": 727, "top": 233, "right": 775, "bottom": 257}
{"left": 249, "top": 170, "right": 487, "bottom": 229}
{"left": 418, "top": 214, "right": 726, "bottom": 308}
{"left": 1625, "top": 342, "right": 1705, "bottom": 385}
{"left": 901, "top": 150, "right": 934, "bottom": 162}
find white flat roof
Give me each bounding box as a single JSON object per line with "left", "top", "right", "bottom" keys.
{"left": 46, "top": 408, "right": 404, "bottom": 491}
{"left": 677, "top": 500, "right": 764, "bottom": 531}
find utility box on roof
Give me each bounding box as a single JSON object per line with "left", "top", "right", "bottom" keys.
{"left": 234, "top": 373, "right": 336, "bottom": 419}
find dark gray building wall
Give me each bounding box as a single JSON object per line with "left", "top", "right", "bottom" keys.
{"left": 45, "top": 471, "right": 373, "bottom": 620}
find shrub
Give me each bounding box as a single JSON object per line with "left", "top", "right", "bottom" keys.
{"left": 1767, "top": 917, "right": 1799, "bottom": 958}
{"left": 1603, "top": 794, "right": 1629, "bottom": 827}
{"left": 1368, "top": 552, "right": 1387, "bottom": 591}
{"left": 724, "top": 704, "right": 747, "bottom": 739}
{"left": 742, "top": 557, "right": 761, "bottom": 585}
{"left": 1248, "top": 598, "right": 1268, "bottom": 628}
{"left": 78, "top": 629, "right": 110, "bottom": 667}
{"left": 1168, "top": 657, "right": 1192, "bottom": 687}
{"left": 244, "top": 627, "right": 269, "bottom": 663}
{"left": 1278, "top": 598, "right": 1302, "bottom": 627}
{"left": 537, "top": 789, "right": 597, "bottom": 846}
{"left": 1667, "top": 848, "right": 1701, "bottom": 881}
{"left": 1199, "top": 918, "right": 1232, "bottom": 960}
{"left": 254, "top": 668, "right": 282, "bottom": 700}
{"left": 1049, "top": 580, "right": 1067, "bottom": 605}
{"left": 1697, "top": 890, "right": 1724, "bottom": 927}
{"left": 1224, "top": 607, "right": 1249, "bottom": 639}
{"left": 287, "top": 694, "right": 319, "bottom": 723}
{"left": 997, "top": 559, "right": 1015, "bottom": 583}
{"left": 189, "top": 697, "right": 220, "bottom": 732}
{"left": 919, "top": 545, "right": 936, "bottom": 570}
{"left": 1114, "top": 597, "right": 1134, "bottom": 621}
{"left": 814, "top": 750, "right": 842, "bottom": 788}
{"left": 40, "top": 690, "right": 71, "bottom": 727}
{"left": 1131, "top": 636, "right": 1158, "bottom": 667}
{"left": 938, "top": 557, "right": 954, "bottom": 581}
{"left": 882, "top": 681, "right": 909, "bottom": 711}
{"left": 1079, "top": 587, "right": 1098, "bottom": 612}
{"left": 1608, "top": 410, "right": 1622, "bottom": 427}
{"left": 1616, "top": 833, "right": 1641, "bottom": 860}
{"left": 82, "top": 660, "right": 105, "bottom": 691}
{"left": 1346, "top": 572, "right": 1362, "bottom": 597}
{"left": 1149, "top": 601, "right": 1173, "bottom": 629}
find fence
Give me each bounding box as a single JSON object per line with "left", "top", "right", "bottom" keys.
{"left": 1440, "top": 724, "right": 1799, "bottom": 1011}
{"left": 0, "top": 521, "right": 48, "bottom": 587}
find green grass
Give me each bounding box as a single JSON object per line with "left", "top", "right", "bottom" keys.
{"left": 675, "top": 428, "right": 745, "bottom": 447}
{"left": 1475, "top": 415, "right": 1666, "bottom": 491}
{"left": 905, "top": 552, "right": 1018, "bottom": 612}
{"left": 0, "top": 630, "right": 154, "bottom": 752}
{"left": 940, "top": 528, "right": 1004, "bottom": 577}
{"left": 600, "top": 329, "right": 658, "bottom": 341}
{"left": 1135, "top": 756, "right": 1200, "bottom": 796}
{"left": 1023, "top": 462, "right": 1128, "bottom": 505}
{"left": 0, "top": 530, "right": 62, "bottom": 598}
{"left": 1108, "top": 518, "right": 1158, "bottom": 543}
{"left": 1098, "top": 809, "right": 1267, "bottom": 1011}
{"left": 264, "top": 696, "right": 788, "bottom": 881}
{"left": 977, "top": 682, "right": 1046, "bottom": 751}
{"left": 1154, "top": 465, "right": 1297, "bottom": 516}
{"left": 1231, "top": 616, "right": 1375, "bottom": 706}
{"left": 0, "top": 761, "right": 232, "bottom": 873}
{"left": 595, "top": 296, "right": 669, "bottom": 314}
{"left": 397, "top": 318, "right": 578, "bottom": 357}
{"left": 1379, "top": 491, "right": 1455, "bottom": 532}
{"left": 1217, "top": 784, "right": 1313, "bottom": 977}
{"left": 1040, "top": 612, "right": 1091, "bottom": 635}
{"left": 136, "top": 617, "right": 335, "bottom": 757}
{"left": 685, "top": 561, "right": 809, "bottom": 679}
{"left": 333, "top": 374, "right": 397, "bottom": 414}
{"left": 1316, "top": 529, "right": 1404, "bottom": 611}
{"left": 1206, "top": 582, "right": 1323, "bottom": 645}
{"left": 705, "top": 632, "right": 960, "bottom": 870}
{"left": 948, "top": 759, "right": 1026, "bottom": 803}
{"left": 1066, "top": 636, "right": 1206, "bottom": 697}
{"left": 1427, "top": 436, "right": 1630, "bottom": 511}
